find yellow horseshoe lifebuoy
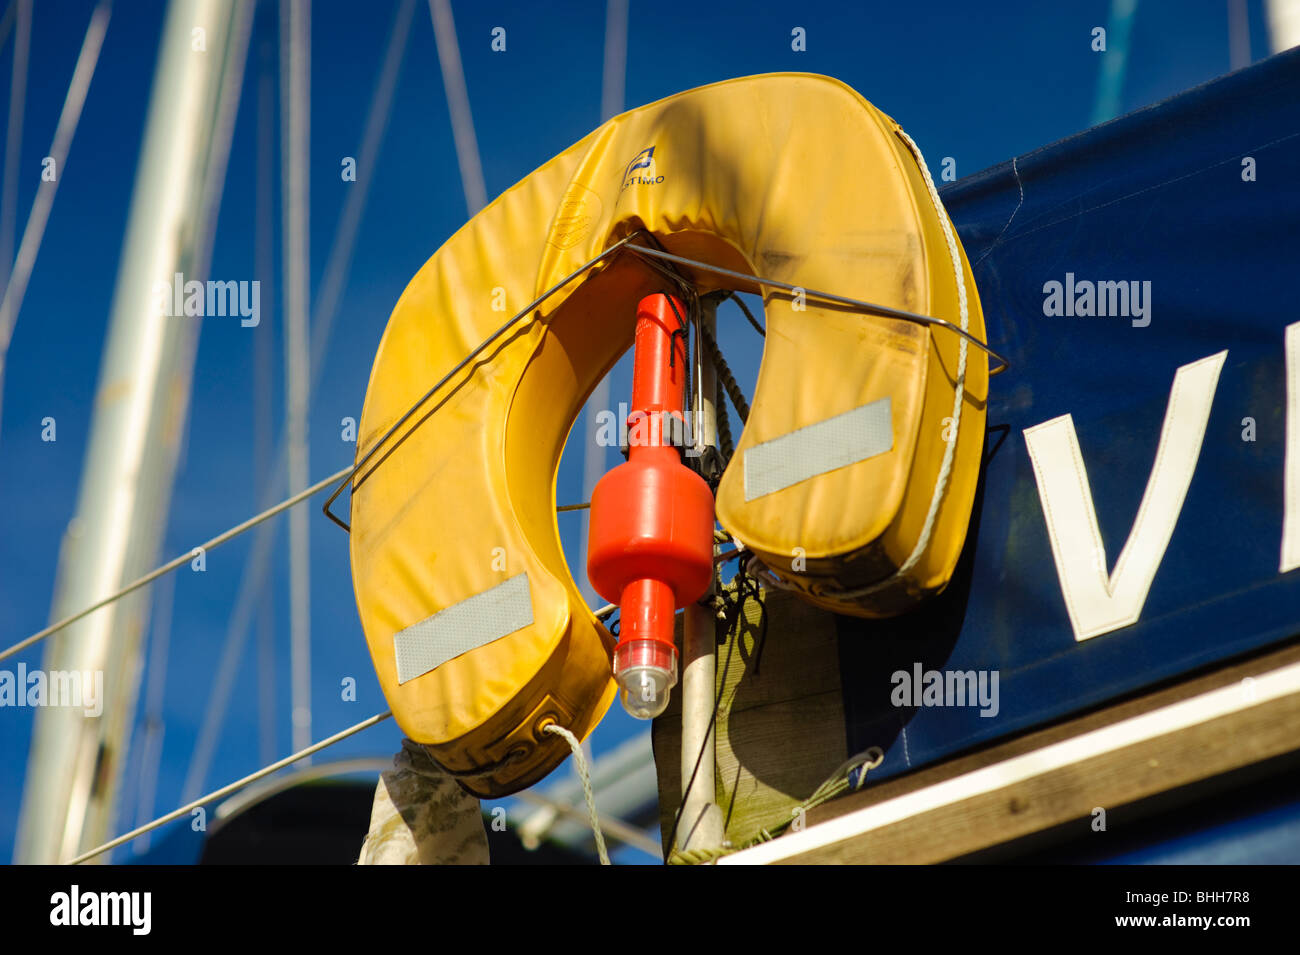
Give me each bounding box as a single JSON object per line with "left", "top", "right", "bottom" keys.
{"left": 346, "top": 73, "right": 989, "bottom": 796}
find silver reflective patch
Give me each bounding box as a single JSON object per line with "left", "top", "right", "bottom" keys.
{"left": 393, "top": 573, "right": 533, "bottom": 684}
{"left": 743, "top": 397, "right": 893, "bottom": 501}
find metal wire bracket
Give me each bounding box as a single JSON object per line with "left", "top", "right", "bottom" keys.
{"left": 322, "top": 234, "right": 1009, "bottom": 533}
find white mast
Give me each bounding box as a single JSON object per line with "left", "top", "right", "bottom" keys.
{"left": 15, "top": 0, "right": 253, "bottom": 864}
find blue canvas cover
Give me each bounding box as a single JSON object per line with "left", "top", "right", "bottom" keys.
{"left": 839, "top": 47, "right": 1300, "bottom": 781}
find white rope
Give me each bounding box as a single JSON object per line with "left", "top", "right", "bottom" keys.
{"left": 68, "top": 711, "right": 394, "bottom": 865}
{"left": 884, "top": 128, "right": 970, "bottom": 577}
{"left": 759, "top": 130, "right": 972, "bottom": 601}
{"left": 543, "top": 723, "right": 611, "bottom": 865}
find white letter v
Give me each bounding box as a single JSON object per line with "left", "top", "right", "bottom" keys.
{"left": 1024, "top": 351, "right": 1226, "bottom": 641}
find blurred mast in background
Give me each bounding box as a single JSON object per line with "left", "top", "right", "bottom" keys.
{"left": 280, "top": 0, "right": 312, "bottom": 761}
{"left": 575, "top": 0, "right": 628, "bottom": 783}
{"left": 1091, "top": 0, "right": 1138, "bottom": 125}
{"left": 15, "top": 0, "right": 253, "bottom": 864}
{"left": 0, "top": 0, "right": 30, "bottom": 303}
{"left": 180, "top": 0, "right": 413, "bottom": 803}
{"left": 1229, "top": 0, "right": 1252, "bottom": 69}
{"left": 578, "top": 0, "right": 628, "bottom": 609}
{"left": 428, "top": 0, "right": 485, "bottom": 218}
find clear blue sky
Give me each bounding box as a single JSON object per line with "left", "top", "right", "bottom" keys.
{"left": 0, "top": 0, "right": 1271, "bottom": 863}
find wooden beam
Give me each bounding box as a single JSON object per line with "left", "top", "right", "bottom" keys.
{"left": 720, "top": 640, "right": 1300, "bottom": 864}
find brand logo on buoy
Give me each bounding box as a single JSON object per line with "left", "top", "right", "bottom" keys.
{"left": 621, "top": 146, "right": 664, "bottom": 191}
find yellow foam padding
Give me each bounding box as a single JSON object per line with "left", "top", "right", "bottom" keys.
{"left": 350, "top": 73, "right": 988, "bottom": 796}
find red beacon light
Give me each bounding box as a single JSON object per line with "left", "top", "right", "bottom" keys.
{"left": 587, "top": 293, "right": 715, "bottom": 719}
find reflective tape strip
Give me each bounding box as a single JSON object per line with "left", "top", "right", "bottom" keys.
{"left": 743, "top": 397, "right": 893, "bottom": 501}
{"left": 394, "top": 573, "right": 534, "bottom": 684}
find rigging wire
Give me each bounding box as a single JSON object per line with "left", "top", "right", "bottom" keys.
{"left": 0, "top": 465, "right": 352, "bottom": 664}
{"left": 0, "top": 0, "right": 109, "bottom": 440}
{"left": 321, "top": 231, "right": 647, "bottom": 532}
{"left": 0, "top": 0, "right": 29, "bottom": 295}
{"left": 624, "top": 244, "right": 1009, "bottom": 374}
{"left": 323, "top": 233, "right": 1008, "bottom": 529}
{"left": 428, "top": 0, "right": 486, "bottom": 216}
{"left": 68, "top": 710, "right": 394, "bottom": 865}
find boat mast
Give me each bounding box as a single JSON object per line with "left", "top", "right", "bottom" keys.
{"left": 15, "top": 0, "right": 253, "bottom": 864}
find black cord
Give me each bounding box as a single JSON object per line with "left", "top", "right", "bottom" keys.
{"left": 699, "top": 322, "right": 750, "bottom": 425}
{"left": 714, "top": 391, "right": 735, "bottom": 466}
{"left": 728, "top": 290, "right": 766, "bottom": 337}
{"left": 662, "top": 291, "right": 699, "bottom": 454}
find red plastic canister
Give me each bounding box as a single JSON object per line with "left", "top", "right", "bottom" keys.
{"left": 586, "top": 293, "right": 715, "bottom": 718}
